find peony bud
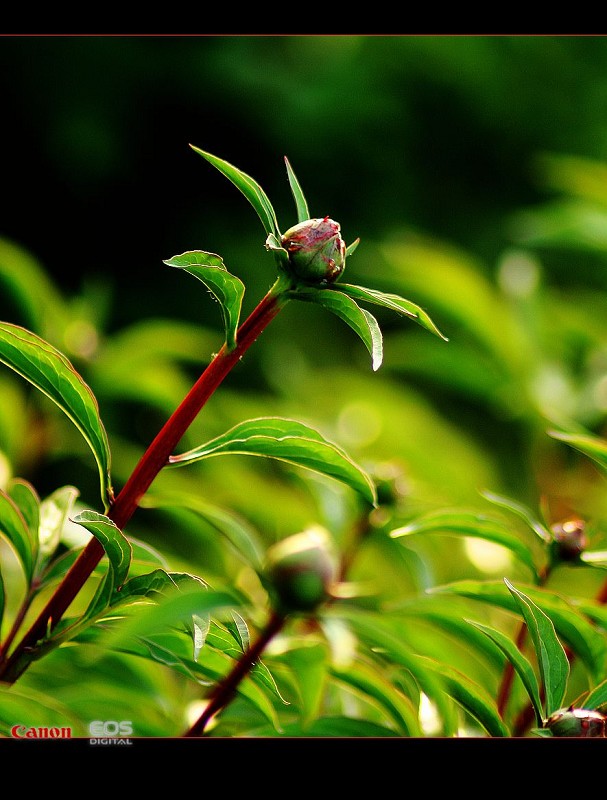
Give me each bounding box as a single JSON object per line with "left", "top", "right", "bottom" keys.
{"left": 281, "top": 217, "right": 346, "bottom": 284}
{"left": 265, "top": 526, "right": 338, "bottom": 614}
{"left": 550, "top": 518, "right": 587, "bottom": 562}
{"left": 544, "top": 706, "right": 606, "bottom": 737}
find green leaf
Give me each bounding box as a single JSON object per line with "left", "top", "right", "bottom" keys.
{"left": 7, "top": 479, "right": 40, "bottom": 548}
{"left": 0, "top": 322, "right": 113, "bottom": 508}
{"left": 72, "top": 510, "right": 132, "bottom": 620}
{"left": 345, "top": 238, "right": 360, "bottom": 258}
{"left": 548, "top": 429, "right": 607, "bottom": 475}
{"left": 505, "top": 579, "right": 569, "bottom": 716}
{"left": 0, "top": 487, "right": 35, "bottom": 582}
{"left": 168, "top": 417, "right": 377, "bottom": 507}
{"left": 100, "top": 587, "right": 239, "bottom": 649}
{"left": 333, "top": 283, "right": 448, "bottom": 341}
{"left": 190, "top": 146, "right": 280, "bottom": 238}
{"left": 163, "top": 251, "right": 245, "bottom": 351}
{"left": 0, "top": 570, "right": 4, "bottom": 639}
{"left": 420, "top": 657, "right": 510, "bottom": 737}
{"left": 390, "top": 510, "right": 538, "bottom": 575}
{"left": 339, "top": 607, "right": 458, "bottom": 735}
{"left": 253, "top": 716, "right": 401, "bottom": 737}
{"left": 583, "top": 679, "right": 607, "bottom": 711}
{"left": 280, "top": 642, "right": 328, "bottom": 727}
{"left": 330, "top": 657, "right": 422, "bottom": 736}
{"left": 142, "top": 491, "right": 265, "bottom": 570}
{"left": 108, "top": 568, "right": 186, "bottom": 609}
{"left": 468, "top": 620, "right": 544, "bottom": 726}
{"left": 431, "top": 580, "right": 605, "bottom": 683}
{"left": 206, "top": 622, "right": 287, "bottom": 707}
{"left": 284, "top": 156, "right": 309, "bottom": 223}
{"left": 480, "top": 489, "right": 553, "bottom": 543}
{"left": 0, "top": 683, "right": 89, "bottom": 737}
{"left": 37, "top": 486, "right": 79, "bottom": 567}
{"left": 290, "top": 288, "right": 383, "bottom": 371}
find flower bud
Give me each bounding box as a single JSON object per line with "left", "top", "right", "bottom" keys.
{"left": 281, "top": 217, "right": 346, "bottom": 284}
{"left": 265, "top": 526, "right": 338, "bottom": 614}
{"left": 544, "top": 706, "right": 606, "bottom": 737}
{"left": 550, "top": 518, "right": 587, "bottom": 562}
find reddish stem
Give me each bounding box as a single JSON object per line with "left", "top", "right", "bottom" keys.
{"left": 0, "top": 281, "right": 289, "bottom": 683}
{"left": 184, "top": 609, "right": 286, "bottom": 737}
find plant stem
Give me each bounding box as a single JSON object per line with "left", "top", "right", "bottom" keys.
{"left": 0, "top": 277, "right": 291, "bottom": 684}
{"left": 183, "top": 609, "right": 286, "bottom": 737}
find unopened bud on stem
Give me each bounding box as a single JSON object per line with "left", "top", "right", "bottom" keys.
{"left": 281, "top": 217, "right": 346, "bottom": 284}
{"left": 265, "top": 526, "right": 338, "bottom": 614}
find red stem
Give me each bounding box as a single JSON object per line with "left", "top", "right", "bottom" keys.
{"left": 0, "top": 281, "right": 288, "bottom": 683}
{"left": 183, "top": 609, "right": 286, "bottom": 737}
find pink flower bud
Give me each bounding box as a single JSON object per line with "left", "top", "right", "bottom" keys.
{"left": 281, "top": 217, "right": 346, "bottom": 284}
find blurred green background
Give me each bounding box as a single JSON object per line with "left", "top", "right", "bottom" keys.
{"left": 3, "top": 34, "right": 607, "bottom": 582}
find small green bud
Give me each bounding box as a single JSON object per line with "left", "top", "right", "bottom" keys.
{"left": 550, "top": 518, "right": 587, "bottom": 562}
{"left": 281, "top": 217, "right": 346, "bottom": 284}
{"left": 544, "top": 706, "right": 606, "bottom": 737}
{"left": 265, "top": 526, "right": 338, "bottom": 614}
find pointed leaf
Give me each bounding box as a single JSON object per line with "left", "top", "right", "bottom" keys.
{"left": 163, "top": 251, "right": 245, "bottom": 351}
{"left": 334, "top": 283, "right": 448, "bottom": 341}
{"left": 72, "top": 510, "right": 132, "bottom": 619}
{"left": 0, "top": 487, "right": 35, "bottom": 582}
{"left": 390, "top": 510, "right": 538, "bottom": 575}
{"left": 330, "top": 657, "right": 422, "bottom": 736}
{"left": 290, "top": 288, "right": 383, "bottom": 371}
{"left": 37, "top": 485, "right": 79, "bottom": 566}
{"left": 142, "top": 491, "right": 265, "bottom": 570}
{"left": 339, "top": 607, "right": 458, "bottom": 735}
{"left": 431, "top": 580, "right": 605, "bottom": 683}
{"left": 584, "top": 679, "right": 607, "bottom": 711}
{"left": 468, "top": 619, "right": 544, "bottom": 726}
{"left": 505, "top": 579, "right": 569, "bottom": 716}
{"left": 0, "top": 569, "right": 4, "bottom": 639}
{"left": 190, "top": 146, "right": 280, "bottom": 238}
{"left": 481, "top": 489, "right": 553, "bottom": 543}
{"left": 99, "top": 587, "right": 239, "bottom": 650}
{"left": 168, "top": 417, "right": 377, "bottom": 506}
{"left": 548, "top": 429, "right": 607, "bottom": 475}
{"left": 420, "top": 657, "right": 509, "bottom": 737}
{"left": 0, "top": 322, "right": 113, "bottom": 507}
{"left": 284, "top": 156, "right": 309, "bottom": 223}
{"left": 345, "top": 238, "right": 360, "bottom": 258}
{"left": 7, "top": 479, "right": 40, "bottom": 547}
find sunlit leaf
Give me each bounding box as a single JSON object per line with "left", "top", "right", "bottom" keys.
{"left": 168, "top": 417, "right": 377, "bottom": 507}
{"left": 190, "top": 146, "right": 280, "bottom": 238}
{"left": 548, "top": 429, "right": 607, "bottom": 476}
{"left": 334, "top": 283, "right": 448, "bottom": 341}
{"left": 142, "top": 491, "right": 265, "bottom": 570}
{"left": 468, "top": 619, "right": 544, "bottom": 726}
{"left": 338, "top": 606, "right": 458, "bottom": 735}
{"left": 584, "top": 679, "right": 607, "bottom": 711}
{"left": 505, "top": 579, "right": 569, "bottom": 717}
{"left": 390, "top": 509, "right": 537, "bottom": 575}
{"left": 0, "top": 487, "right": 35, "bottom": 582}
{"left": 289, "top": 288, "right": 383, "bottom": 371}
{"left": 420, "top": 657, "right": 509, "bottom": 737}
{"left": 331, "top": 656, "right": 422, "bottom": 736}
{"left": 163, "top": 251, "right": 245, "bottom": 351}
{"left": 0, "top": 322, "right": 113, "bottom": 508}
{"left": 284, "top": 156, "right": 309, "bottom": 223}
{"left": 7, "top": 479, "right": 40, "bottom": 548}
{"left": 98, "top": 587, "right": 239, "bottom": 650}
{"left": 480, "top": 489, "right": 552, "bottom": 543}
{"left": 431, "top": 580, "right": 605, "bottom": 683}
{"left": 72, "top": 510, "right": 132, "bottom": 620}
{"left": 37, "top": 486, "right": 79, "bottom": 567}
